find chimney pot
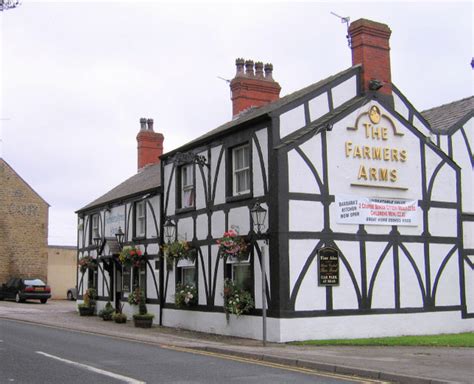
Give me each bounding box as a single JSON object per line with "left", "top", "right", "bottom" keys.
{"left": 245, "top": 60, "right": 255, "bottom": 77}
{"left": 264, "top": 63, "right": 274, "bottom": 80}
{"left": 235, "top": 58, "right": 245, "bottom": 77}
{"left": 139, "top": 117, "right": 147, "bottom": 131}
{"left": 147, "top": 118, "right": 154, "bottom": 131}
{"left": 255, "top": 62, "right": 264, "bottom": 79}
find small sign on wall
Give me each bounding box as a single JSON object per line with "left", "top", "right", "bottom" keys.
{"left": 318, "top": 247, "right": 339, "bottom": 286}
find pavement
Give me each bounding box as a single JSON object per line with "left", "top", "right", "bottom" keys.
{"left": 0, "top": 300, "right": 472, "bottom": 384}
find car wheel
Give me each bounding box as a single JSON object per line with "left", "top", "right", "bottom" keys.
{"left": 40, "top": 299, "right": 47, "bottom": 304}
{"left": 15, "top": 292, "right": 22, "bottom": 303}
{"left": 67, "top": 291, "right": 73, "bottom": 301}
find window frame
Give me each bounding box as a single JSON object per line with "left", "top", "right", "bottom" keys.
{"left": 176, "top": 258, "right": 197, "bottom": 288}
{"left": 224, "top": 249, "right": 254, "bottom": 297}
{"left": 134, "top": 200, "right": 146, "bottom": 239}
{"left": 177, "top": 163, "right": 195, "bottom": 210}
{"left": 88, "top": 267, "right": 98, "bottom": 291}
{"left": 232, "top": 144, "right": 251, "bottom": 196}
{"left": 90, "top": 214, "right": 100, "bottom": 245}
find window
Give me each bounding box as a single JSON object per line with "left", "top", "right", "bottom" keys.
{"left": 88, "top": 267, "right": 98, "bottom": 290}
{"left": 90, "top": 214, "right": 99, "bottom": 244}
{"left": 177, "top": 258, "right": 196, "bottom": 287}
{"left": 232, "top": 144, "right": 250, "bottom": 195}
{"left": 231, "top": 263, "right": 252, "bottom": 293}
{"left": 225, "top": 253, "right": 253, "bottom": 294}
{"left": 123, "top": 264, "right": 146, "bottom": 293}
{"left": 181, "top": 267, "right": 195, "bottom": 286}
{"left": 178, "top": 164, "right": 195, "bottom": 209}
{"left": 135, "top": 201, "right": 146, "bottom": 238}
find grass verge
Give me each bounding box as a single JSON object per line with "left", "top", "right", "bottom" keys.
{"left": 289, "top": 333, "right": 474, "bottom": 347}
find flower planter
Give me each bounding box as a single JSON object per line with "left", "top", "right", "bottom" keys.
{"left": 133, "top": 315, "right": 154, "bottom": 328}
{"left": 78, "top": 306, "right": 95, "bottom": 316}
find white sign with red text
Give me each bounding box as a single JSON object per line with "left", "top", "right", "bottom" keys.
{"left": 336, "top": 195, "right": 418, "bottom": 226}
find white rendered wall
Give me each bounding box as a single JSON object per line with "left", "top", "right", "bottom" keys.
{"left": 278, "top": 312, "right": 474, "bottom": 342}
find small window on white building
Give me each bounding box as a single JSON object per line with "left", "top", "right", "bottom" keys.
{"left": 232, "top": 263, "right": 252, "bottom": 293}
{"left": 90, "top": 214, "right": 100, "bottom": 244}
{"left": 232, "top": 144, "right": 250, "bottom": 195}
{"left": 179, "top": 164, "right": 195, "bottom": 208}
{"left": 181, "top": 267, "right": 195, "bottom": 286}
{"left": 135, "top": 201, "right": 146, "bottom": 238}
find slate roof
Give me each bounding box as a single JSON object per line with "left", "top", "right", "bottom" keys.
{"left": 162, "top": 65, "right": 361, "bottom": 158}
{"left": 77, "top": 162, "right": 161, "bottom": 213}
{"left": 421, "top": 96, "right": 474, "bottom": 134}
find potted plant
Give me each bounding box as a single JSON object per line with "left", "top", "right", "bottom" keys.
{"left": 162, "top": 240, "right": 196, "bottom": 270}
{"left": 174, "top": 282, "right": 198, "bottom": 308}
{"left": 223, "top": 279, "right": 254, "bottom": 321}
{"left": 119, "top": 245, "right": 146, "bottom": 268}
{"left": 133, "top": 293, "right": 154, "bottom": 328}
{"left": 217, "top": 230, "right": 249, "bottom": 261}
{"left": 78, "top": 255, "right": 97, "bottom": 274}
{"left": 112, "top": 304, "right": 127, "bottom": 324}
{"left": 77, "top": 288, "right": 97, "bottom": 316}
{"left": 98, "top": 301, "right": 114, "bottom": 321}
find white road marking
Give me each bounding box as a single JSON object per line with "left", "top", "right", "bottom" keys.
{"left": 36, "top": 351, "right": 145, "bottom": 384}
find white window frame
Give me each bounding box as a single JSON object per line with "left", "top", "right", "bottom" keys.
{"left": 232, "top": 144, "right": 250, "bottom": 195}
{"left": 231, "top": 262, "right": 252, "bottom": 292}
{"left": 180, "top": 266, "right": 196, "bottom": 286}
{"left": 135, "top": 201, "right": 146, "bottom": 238}
{"left": 91, "top": 214, "right": 99, "bottom": 243}
{"left": 181, "top": 164, "right": 195, "bottom": 208}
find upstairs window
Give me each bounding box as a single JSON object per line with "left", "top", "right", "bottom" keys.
{"left": 232, "top": 144, "right": 250, "bottom": 195}
{"left": 134, "top": 201, "right": 146, "bottom": 238}
{"left": 90, "top": 214, "right": 100, "bottom": 245}
{"left": 178, "top": 164, "right": 195, "bottom": 209}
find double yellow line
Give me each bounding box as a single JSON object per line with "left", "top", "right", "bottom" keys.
{"left": 162, "top": 345, "right": 390, "bottom": 384}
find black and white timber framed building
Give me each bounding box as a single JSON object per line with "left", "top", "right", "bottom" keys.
{"left": 76, "top": 18, "right": 473, "bottom": 341}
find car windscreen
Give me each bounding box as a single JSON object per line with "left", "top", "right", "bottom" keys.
{"left": 24, "top": 279, "right": 46, "bottom": 286}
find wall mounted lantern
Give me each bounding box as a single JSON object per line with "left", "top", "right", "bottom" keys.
{"left": 163, "top": 219, "right": 176, "bottom": 244}
{"left": 115, "top": 226, "right": 125, "bottom": 248}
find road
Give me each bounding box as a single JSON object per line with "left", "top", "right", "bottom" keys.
{"left": 0, "top": 319, "right": 377, "bottom": 384}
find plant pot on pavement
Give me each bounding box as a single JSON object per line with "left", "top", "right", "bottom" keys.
{"left": 133, "top": 314, "right": 154, "bottom": 328}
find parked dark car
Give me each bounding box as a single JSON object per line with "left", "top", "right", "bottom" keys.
{"left": 67, "top": 287, "right": 77, "bottom": 301}
{"left": 0, "top": 278, "right": 51, "bottom": 304}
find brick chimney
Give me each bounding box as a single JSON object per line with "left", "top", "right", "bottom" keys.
{"left": 136, "top": 117, "right": 164, "bottom": 171}
{"left": 348, "top": 19, "right": 392, "bottom": 96}
{"left": 230, "top": 58, "right": 281, "bottom": 117}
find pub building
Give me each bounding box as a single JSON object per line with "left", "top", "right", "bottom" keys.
{"left": 77, "top": 18, "right": 473, "bottom": 342}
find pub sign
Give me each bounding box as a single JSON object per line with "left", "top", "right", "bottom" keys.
{"left": 318, "top": 246, "right": 340, "bottom": 286}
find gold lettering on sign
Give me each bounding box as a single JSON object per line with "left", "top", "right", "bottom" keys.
{"left": 345, "top": 105, "right": 407, "bottom": 189}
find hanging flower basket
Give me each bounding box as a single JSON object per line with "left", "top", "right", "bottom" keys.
{"left": 78, "top": 256, "right": 97, "bottom": 274}
{"left": 223, "top": 279, "right": 254, "bottom": 319}
{"left": 162, "top": 240, "right": 196, "bottom": 270}
{"left": 174, "top": 282, "right": 198, "bottom": 308}
{"left": 119, "top": 246, "right": 145, "bottom": 268}
{"left": 217, "top": 230, "right": 249, "bottom": 261}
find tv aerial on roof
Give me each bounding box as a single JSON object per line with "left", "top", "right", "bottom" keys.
{"left": 330, "top": 11, "right": 351, "bottom": 48}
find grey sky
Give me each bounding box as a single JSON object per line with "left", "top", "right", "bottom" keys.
{"left": 1, "top": 1, "right": 472, "bottom": 246}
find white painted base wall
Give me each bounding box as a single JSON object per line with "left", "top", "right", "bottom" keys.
{"left": 163, "top": 309, "right": 474, "bottom": 343}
